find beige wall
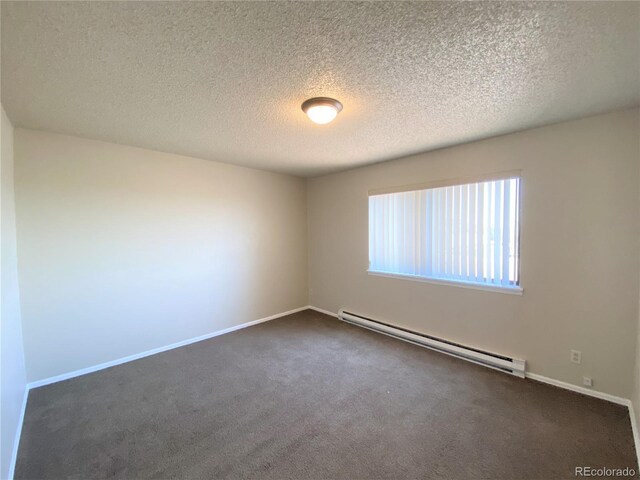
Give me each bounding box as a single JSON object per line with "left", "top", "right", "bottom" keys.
{"left": 14, "top": 129, "right": 308, "bottom": 383}
{"left": 308, "top": 108, "right": 640, "bottom": 399}
{"left": 634, "top": 169, "right": 640, "bottom": 445}
{"left": 1, "top": 106, "right": 27, "bottom": 479}
{"left": 635, "top": 299, "right": 640, "bottom": 439}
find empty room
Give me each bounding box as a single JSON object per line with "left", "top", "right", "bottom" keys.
{"left": 1, "top": 1, "right": 639, "bottom": 479}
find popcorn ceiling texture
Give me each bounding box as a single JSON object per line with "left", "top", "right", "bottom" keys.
{"left": 1, "top": 1, "right": 638, "bottom": 177}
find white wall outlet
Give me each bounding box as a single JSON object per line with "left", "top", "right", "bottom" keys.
{"left": 570, "top": 350, "right": 581, "bottom": 364}
{"left": 583, "top": 376, "right": 593, "bottom": 388}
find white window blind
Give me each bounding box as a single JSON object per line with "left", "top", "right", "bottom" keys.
{"left": 368, "top": 177, "right": 520, "bottom": 289}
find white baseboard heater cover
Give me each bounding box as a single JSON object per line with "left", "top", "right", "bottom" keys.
{"left": 338, "top": 309, "right": 526, "bottom": 378}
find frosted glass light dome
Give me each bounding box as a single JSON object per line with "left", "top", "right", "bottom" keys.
{"left": 301, "top": 97, "right": 343, "bottom": 125}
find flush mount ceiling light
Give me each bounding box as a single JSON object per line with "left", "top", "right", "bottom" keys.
{"left": 301, "top": 97, "right": 343, "bottom": 125}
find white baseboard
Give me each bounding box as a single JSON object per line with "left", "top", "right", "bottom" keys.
{"left": 28, "top": 306, "right": 309, "bottom": 389}
{"left": 8, "top": 387, "right": 29, "bottom": 480}
{"left": 308, "top": 305, "right": 339, "bottom": 318}
{"left": 525, "top": 372, "right": 630, "bottom": 406}
{"left": 629, "top": 402, "right": 640, "bottom": 469}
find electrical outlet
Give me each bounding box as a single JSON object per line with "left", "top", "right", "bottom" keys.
{"left": 583, "top": 377, "right": 593, "bottom": 388}
{"left": 570, "top": 350, "right": 581, "bottom": 364}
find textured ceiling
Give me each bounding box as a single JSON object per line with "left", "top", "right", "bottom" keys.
{"left": 2, "top": 1, "right": 639, "bottom": 177}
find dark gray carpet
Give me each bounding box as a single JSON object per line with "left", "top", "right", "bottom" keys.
{"left": 16, "top": 309, "right": 637, "bottom": 479}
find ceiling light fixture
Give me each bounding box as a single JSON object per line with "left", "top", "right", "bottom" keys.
{"left": 301, "top": 97, "right": 343, "bottom": 125}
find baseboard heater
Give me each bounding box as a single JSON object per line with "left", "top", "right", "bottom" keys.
{"left": 338, "top": 309, "right": 526, "bottom": 378}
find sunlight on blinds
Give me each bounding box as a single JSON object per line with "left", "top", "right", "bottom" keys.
{"left": 369, "top": 177, "right": 520, "bottom": 287}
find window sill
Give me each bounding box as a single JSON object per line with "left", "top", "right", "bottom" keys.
{"left": 367, "top": 270, "right": 523, "bottom": 295}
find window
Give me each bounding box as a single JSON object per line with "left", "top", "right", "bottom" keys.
{"left": 368, "top": 175, "right": 521, "bottom": 293}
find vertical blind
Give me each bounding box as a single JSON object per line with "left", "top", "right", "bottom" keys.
{"left": 369, "top": 177, "right": 520, "bottom": 287}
